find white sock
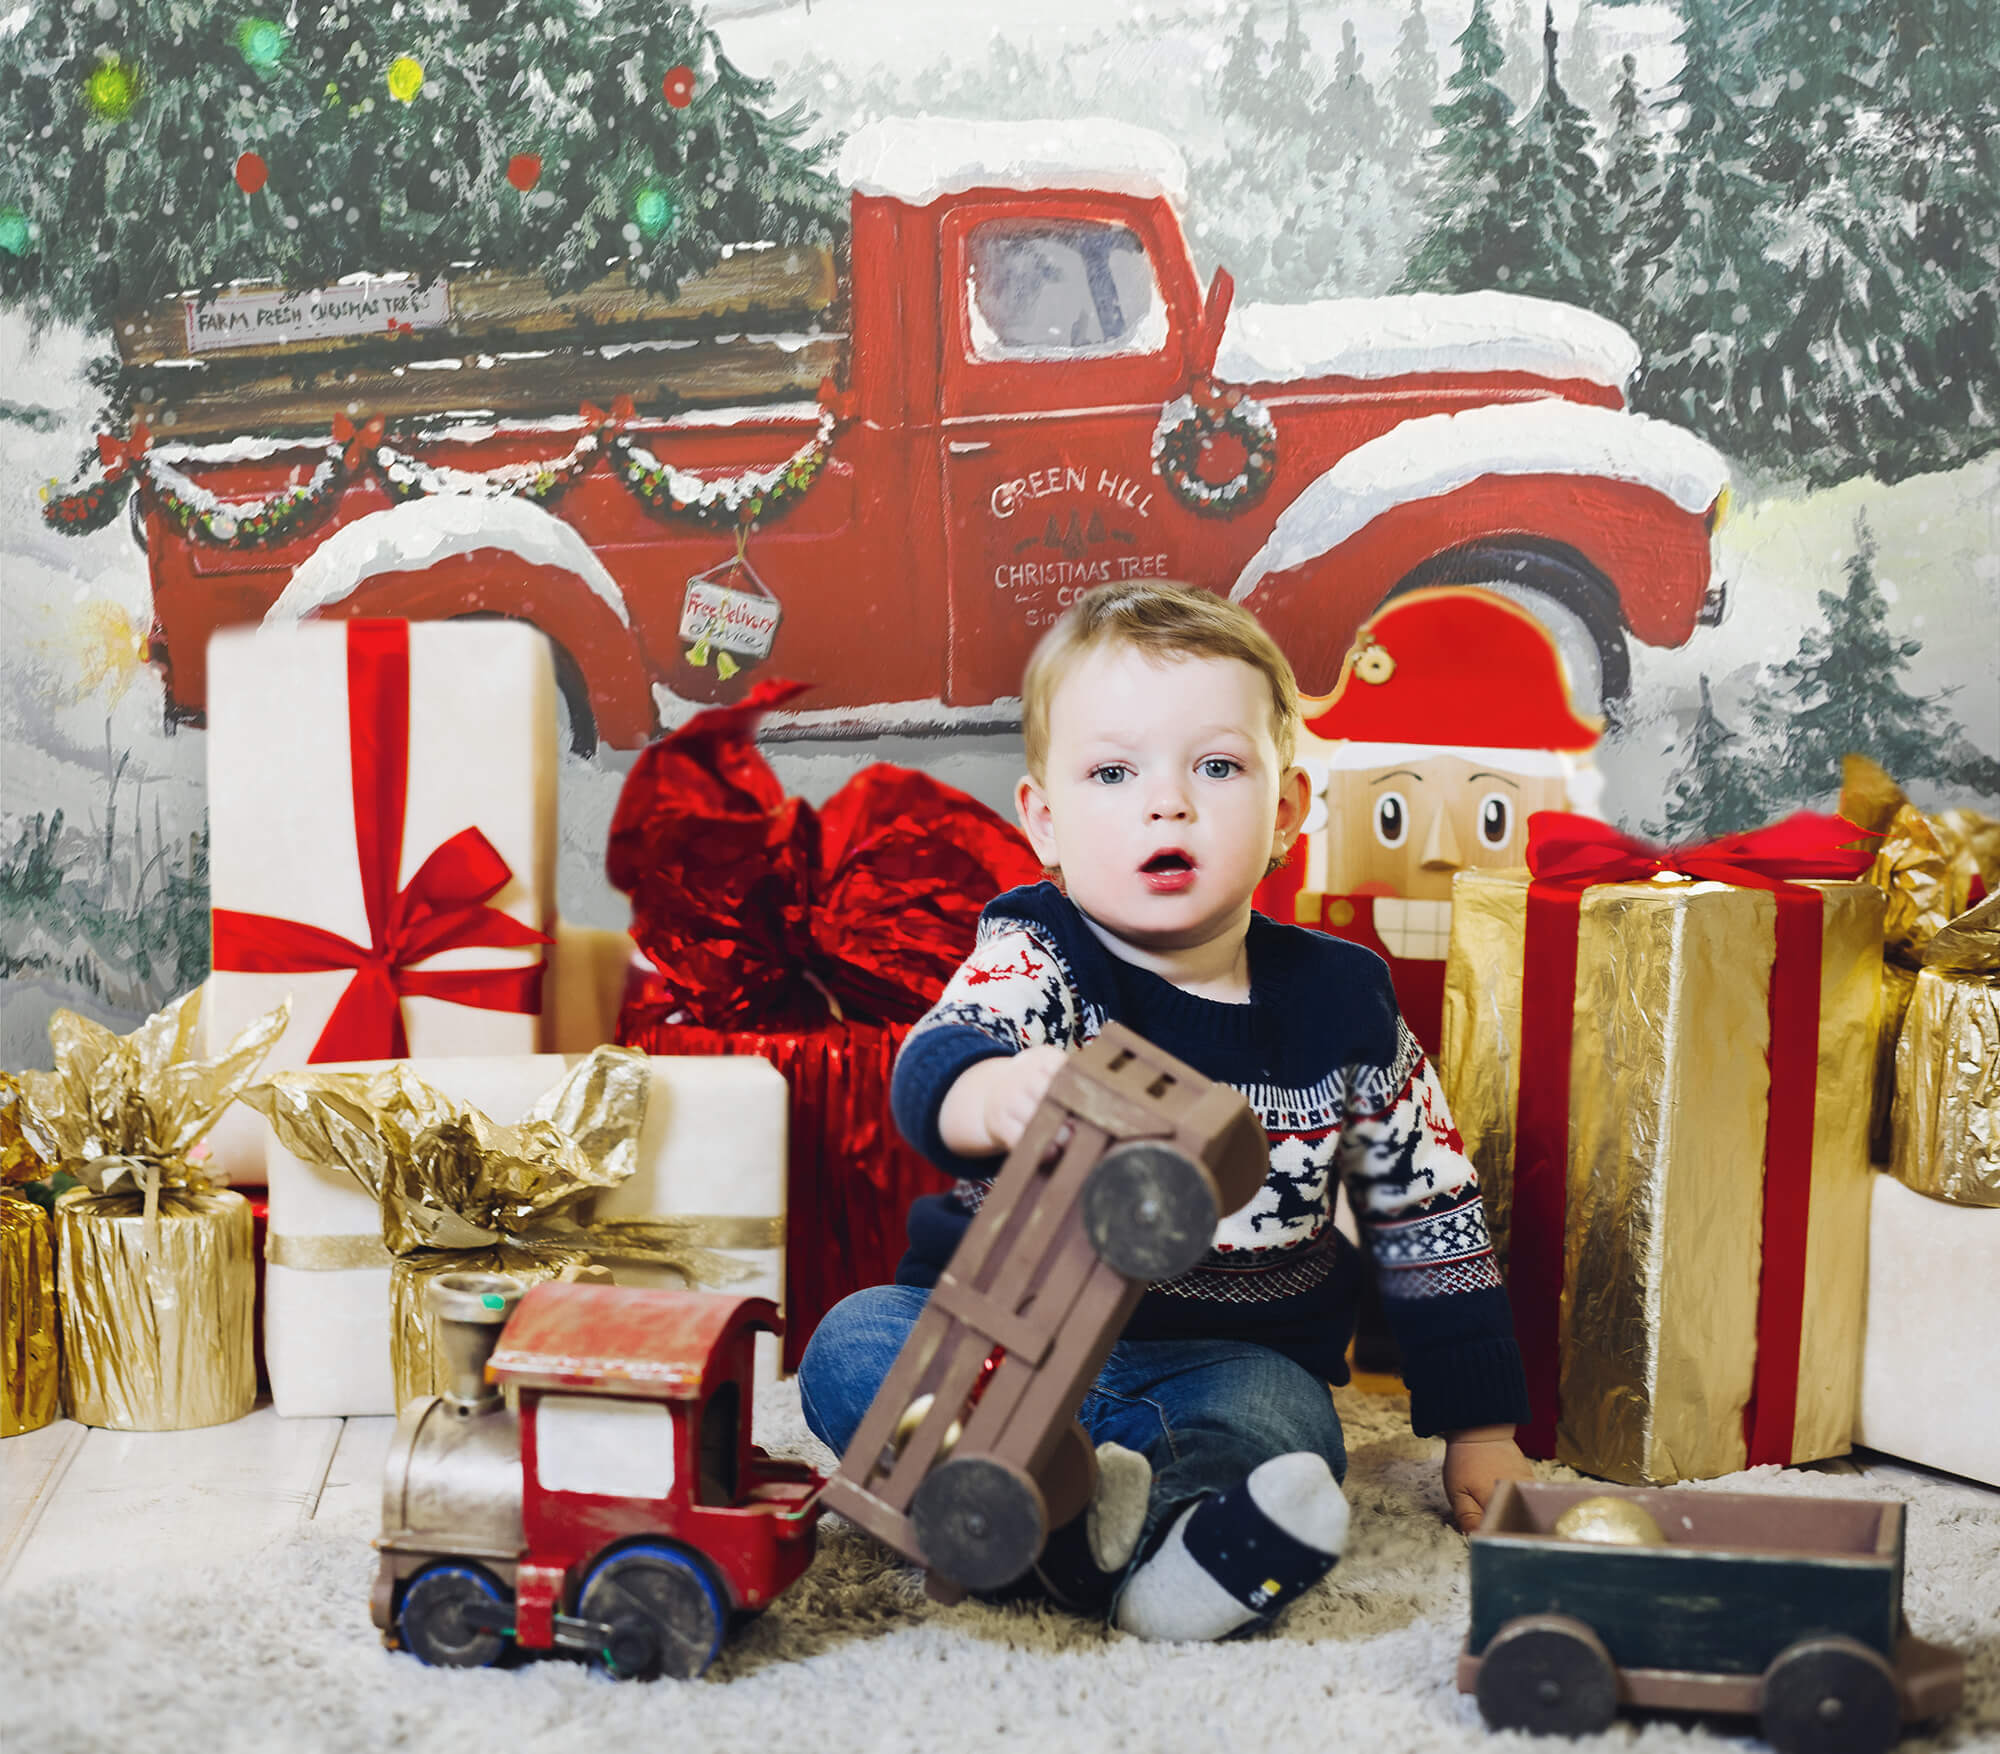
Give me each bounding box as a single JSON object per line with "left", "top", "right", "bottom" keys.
{"left": 1087, "top": 1442, "right": 1153, "bottom": 1573}
{"left": 1113, "top": 1452, "right": 1348, "bottom": 1642}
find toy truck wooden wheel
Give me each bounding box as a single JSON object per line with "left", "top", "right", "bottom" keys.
{"left": 398, "top": 1562, "right": 513, "bottom": 1670}
{"left": 578, "top": 1542, "right": 728, "bottom": 1681}
{"left": 1082, "top": 1140, "right": 1218, "bottom": 1281}
{"left": 1760, "top": 1637, "right": 1903, "bottom": 1754}
{"left": 910, "top": 1455, "right": 1047, "bottom": 1592}
{"left": 1475, "top": 1615, "right": 1619, "bottom": 1737}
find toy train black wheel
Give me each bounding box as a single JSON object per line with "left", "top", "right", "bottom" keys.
{"left": 1760, "top": 1636, "right": 1902, "bottom": 1754}
{"left": 399, "top": 1562, "right": 514, "bottom": 1669}
{"left": 1082, "top": 1141, "right": 1217, "bottom": 1281}
{"left": 1475, "top": 1614, "right": 1619, "bottom": 1736}
{"left": 910, "top": 1455, "right": 1047, "bottom": 1592}
{"left": 578, "top": 1542, "right": 728, "bottom": 1681}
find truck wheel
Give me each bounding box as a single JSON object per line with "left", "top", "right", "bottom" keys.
{"left": 579, "top": 1542, "right": 729, "bottom": 1681}
{"left": 1475, "top": 1614, "right": 1619, "bottom": 1736}
{"left": 1760, "top": 1637, "right": 1902, "bottom": 1754}
{"left": 1388, "top": 542, "right": 1631, "bottom": 719}
{"left": 398, "top": 1562, "right": 513, "bottom": 1669}
{"left": 910, "top": 1455, "right": 1047, "bottom": 1593}
{"left": 1082, "top": 1141, "right": 1218, "bottom": 1282}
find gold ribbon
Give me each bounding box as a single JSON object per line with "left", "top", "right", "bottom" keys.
{"left": 267, "top": 1215, "right": 781, "bottom": 1274}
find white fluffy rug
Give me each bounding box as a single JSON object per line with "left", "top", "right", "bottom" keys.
{"left": 5, "top": 1383, "right": 1997, "bottom": 1754}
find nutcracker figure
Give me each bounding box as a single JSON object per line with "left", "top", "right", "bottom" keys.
{"left": 1258, "top": 588, "right": 1604, "bottom": 1055}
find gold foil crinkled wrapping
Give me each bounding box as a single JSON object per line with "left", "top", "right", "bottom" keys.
{"left": 1440, "top": 869, "right": 1883, "bottom": 1485}
{"left": 2, "top": 1189, "right": 59, "bottom": 1436}
{"left": 1890, "top": 893, "right": 2000, "bottom": 1206}
{"left": 54, "top": 1185, "right": 256, "bottom": 1431}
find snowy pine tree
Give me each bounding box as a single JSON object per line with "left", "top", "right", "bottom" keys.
{"left": 1648, "top": 675, "right": 1773, "bottom": 841}
{"left": 1601, "top": 53, "right": 1663, "bottom": 333}
{"left": 1310, "top": 21, "right": 1387, "bottom": 173}
{"left": 1400, "top": 0, "right": 1525, "bottom": 293}
{"left": 1563, "top": 0, "right": 1617, "bottom": 128}
{"left": 1498, "top": 0, "right": 1541, "bottom": 115}
{"left": 1750, "top": 512, "right": 1999, "bottom": 808}
{"left": 1382, "top": 0, "right": 1441, "bottom": 180}
{"left": 0, "top": 1, "right": 844, "bottom": 328}
{"left": 1508, "top": 6, "right": 1614, "bottom": 305}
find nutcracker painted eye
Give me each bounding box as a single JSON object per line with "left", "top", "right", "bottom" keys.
{"left": 1373, "top": 790, "right": 1409, "bottom": 848}
{"left": 1477, "top": 791, "right": 1513, "bottom": 849}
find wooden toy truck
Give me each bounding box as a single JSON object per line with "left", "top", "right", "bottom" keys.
{"left": 372, "top": 1021, "right": 1266, "bottom": 1675}
{"left": 1459, "top": 1481, "right": 1964, "bottom": 1753}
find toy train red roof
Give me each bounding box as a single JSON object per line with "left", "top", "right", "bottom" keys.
{"left": 487, "top": 1282, "right": 781, "bottom": 1400}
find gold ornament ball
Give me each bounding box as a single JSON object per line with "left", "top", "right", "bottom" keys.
{"left": 386, "top": 56, "right": 425, "bottom": 103}
{"left": 1553, "top": 1495, "right": 1668, "bottom": 1547}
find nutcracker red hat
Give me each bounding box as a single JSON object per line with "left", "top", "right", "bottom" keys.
{"left": 1302, "top": 587, "right": 1602, "bottom": 753}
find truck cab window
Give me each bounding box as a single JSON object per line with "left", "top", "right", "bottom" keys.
{"left": 534, "top": 1394, "right": 677, "bottom": 1500}
{"left": 966, "top": 219, "right": 1166, "bottom": 359}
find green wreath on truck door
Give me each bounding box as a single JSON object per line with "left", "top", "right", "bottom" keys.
{"left": 1150, "top": 383, "right": 1278, "bottom": 519}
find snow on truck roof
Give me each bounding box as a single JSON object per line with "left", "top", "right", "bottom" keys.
{"left": 837, "top": 117, "right": 1188, "bottom": 207}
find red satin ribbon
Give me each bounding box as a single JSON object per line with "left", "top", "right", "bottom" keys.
{"left": 211, "top": 619, "right": 551, "bottom": 1063}
{"left": 96, "top": 422, "right": 150, "bottom": 480}
{"left": 1511, "top": 811, "right": 1876, "bottom": 1465}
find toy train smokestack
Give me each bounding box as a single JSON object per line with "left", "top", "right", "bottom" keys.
{"left": 428, "top": 1272, "right": 524, "bottom": 1413}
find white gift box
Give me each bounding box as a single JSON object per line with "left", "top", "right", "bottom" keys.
{"left": 202, "top": 619, "right": 558, "bottom": 1183}
{"left": 263, "top": 1052, "right": 788, "bottom": 1415}
{"left": 1855, "top": 1171, "right": 2000, "bottom": 1486}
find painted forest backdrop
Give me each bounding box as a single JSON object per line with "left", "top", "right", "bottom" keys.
{"left": 2, "top": 0, "right": 1996, "bottom": 1065}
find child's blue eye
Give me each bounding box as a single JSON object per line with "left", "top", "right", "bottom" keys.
{"left": 1091, "top": 765, "right": 1129, "bottom": 785}
{"left": 1197, "top": 757, "right": 1241, "bottom": 780}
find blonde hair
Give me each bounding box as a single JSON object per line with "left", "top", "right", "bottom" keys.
{"left": 1020, "top": 581, "right": 1301, "bottom": 780}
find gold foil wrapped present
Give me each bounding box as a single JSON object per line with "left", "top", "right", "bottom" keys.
{"left": 2, "top": 1187, "right": 59, "bottom": 1436}
{"left": 10, "top": 991, "right": 288, "bottom": 1430}
{"left": 1839, "top": 756, "right": 1996, "bottom": 1160}
{"left": 1890, "top": 893, "right": 1999, "bottom": 1205}
{"left": 245, "top": 1045, "right": 752, "bottom": 1406}
{"left": 1442, "top": 823, "right": 1883, "bottom": 1486}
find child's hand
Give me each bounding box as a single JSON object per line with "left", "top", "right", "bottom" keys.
{"left": 1441, "top": 1425, "right": 1534, "bottom": 1532}
{"left": 938, "top": 1045, "right": 1068, "bottom": 1156}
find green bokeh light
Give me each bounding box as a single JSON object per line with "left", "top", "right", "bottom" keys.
{"left": 633, "top": 185, "right": 676, "bottom": 238}
{"left": 0, "top": 208, "right": 29, "bottom": 257}
{"left": 85, "top": 59, "right": 142, "bottom": 121}
{"left": 237, "top": 18, "right": 287, "bottom": 70}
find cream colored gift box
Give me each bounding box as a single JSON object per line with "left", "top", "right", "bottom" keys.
{"left": 1855, "top": 1172, "right": 2000, "bottom": 1486}
{"left": 262, "top": 1053, "right": 787, "bottom": 1415}
{"left": 202, "top": 620, "right": 559, "bottom": 1183}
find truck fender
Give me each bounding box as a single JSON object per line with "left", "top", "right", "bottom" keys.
{"left": 257, "top": 496, "right": 657, "bottom": 751}
{"left": 1229, "top": 400, "right": 1730, "bottom": 700}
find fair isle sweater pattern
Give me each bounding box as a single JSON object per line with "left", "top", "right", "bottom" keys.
{"left": 909, "top": 899, "right": 1504, "bottom": 1312}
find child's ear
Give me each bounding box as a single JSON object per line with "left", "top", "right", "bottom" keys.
{"left": 1015, "top": 774, "right": 1060, "bottom": 869}
{"left": 1274, "top": 763, "right": 1312, "bottom": 851}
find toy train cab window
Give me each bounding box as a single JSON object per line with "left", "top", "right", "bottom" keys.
{"left": 371, "top": 1276, "right": 819, "bottom": 1682}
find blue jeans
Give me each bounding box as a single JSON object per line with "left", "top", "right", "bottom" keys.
{"left": 797, "top": 1284, "right": 1347, "bottom": 1614}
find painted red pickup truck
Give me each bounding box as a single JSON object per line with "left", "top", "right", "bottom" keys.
{"left": 108, "top": 118, "right": 1730, "bottom": 752}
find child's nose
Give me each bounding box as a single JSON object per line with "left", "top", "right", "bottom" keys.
{"left": 1147, "top": 784, "right": 1191, "bottom": 820}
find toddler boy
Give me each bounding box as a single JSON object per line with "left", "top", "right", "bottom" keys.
{"left": 798, "top": 580, "right": 1532, "bottom": 1640}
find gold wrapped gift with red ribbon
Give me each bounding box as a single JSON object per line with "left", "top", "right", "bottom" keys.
{"left": 609, "top": 678, "right": 1041, "bottom": 1366}
{"left": 1441, "top": 812, "right": 1883, "bottom": 1484}
{"left": 2, "top": 1075, "right": 59, "bottom": 1437}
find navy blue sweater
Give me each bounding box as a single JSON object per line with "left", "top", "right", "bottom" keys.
{"left": 889, "top": 883, "right": 1530, "bottom": 1438}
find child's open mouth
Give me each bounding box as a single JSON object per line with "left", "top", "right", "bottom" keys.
{"left": 1140, "top": 850, "right": 1196, "bottom": 893}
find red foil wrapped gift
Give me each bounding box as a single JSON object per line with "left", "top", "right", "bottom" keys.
{"left": 608, "top": 679, "right": 1041, "bottom": 1367}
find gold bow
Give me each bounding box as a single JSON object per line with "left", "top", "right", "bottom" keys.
{"left": 242, "top": 1046, "right": 759, "bottom": 1291}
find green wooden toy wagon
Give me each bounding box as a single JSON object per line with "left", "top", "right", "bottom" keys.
{"left": 1459, "top": 1481, "right": 1964, "bottom": 1752}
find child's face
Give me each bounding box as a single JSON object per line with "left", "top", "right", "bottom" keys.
{"left": 1016, "top": 643, "right": 1309, "bottom": 954}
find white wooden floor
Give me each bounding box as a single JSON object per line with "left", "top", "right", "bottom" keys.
{"left": 4, "top": 1403, "right": 1994, "bottom": 1600}
{"left": 0, "top": 1405, "right": 395, "bottom": 1596}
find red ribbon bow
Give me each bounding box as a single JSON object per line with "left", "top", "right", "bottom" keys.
{"left": 211, "top": 620, "right": 552, "bottom": 1063}
{"left": 1509, "top": 810, "right": 1877, "bottom": 1467}
{"left": 96, "top": 422, "right": 151, "bottom": 480}
{"left": 606, "top": 677, "right": 1043, "bottom": 1032}
{"left": 331, "top": 412, "right": 387, "bottom": 472}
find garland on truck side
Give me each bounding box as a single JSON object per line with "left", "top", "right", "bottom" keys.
{"left": 41, "top": 406, "right": 842, "bottom": 545}
{"left": 1151, "top": 385, "right": 1279, "bottom": 518}
{"left": 608, "top": 406, "right": 837, "bottom": 528}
